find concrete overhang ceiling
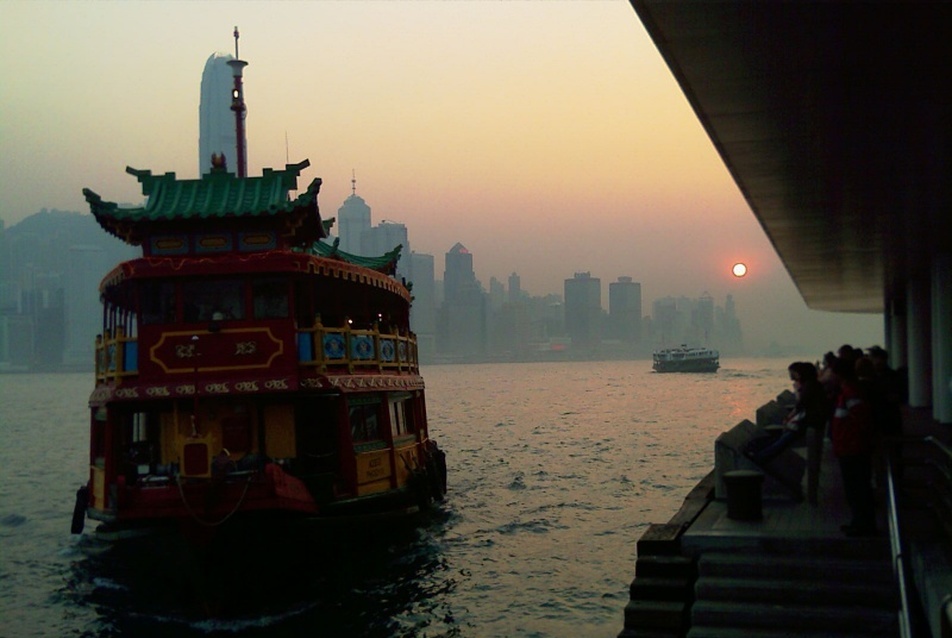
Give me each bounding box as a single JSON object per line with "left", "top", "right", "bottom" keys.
{"left": 630, "top": 1, "right": 952, "bottom": 313}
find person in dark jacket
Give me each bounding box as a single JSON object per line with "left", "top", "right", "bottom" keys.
{"left": 746, "top": 362, "right": 829, "bottom": 464}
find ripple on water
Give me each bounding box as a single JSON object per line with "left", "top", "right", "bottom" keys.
{"left": 1, "top": 360, "right": 792, "bottom": 637}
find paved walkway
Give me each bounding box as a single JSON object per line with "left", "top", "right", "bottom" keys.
{"left": 683, "top": 407, "right": 948, "bottom": 552}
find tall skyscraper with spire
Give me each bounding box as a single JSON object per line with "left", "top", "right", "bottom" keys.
{"left": 198, "top": 30, "right": 248, "bottom": 177}
{"left": 337, "top": 172, "right": 372, "bottom": 255}
{"left": 199, "top": 53, "right": 237, "bottom": 175}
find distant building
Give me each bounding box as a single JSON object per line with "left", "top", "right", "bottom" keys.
{"left": 488, "top": 276, "right": 505, "bottom": 312}
{"left": 694, "top": 292, "right": 715, "bottom": 344}
{"left": 564, "top": 272, "right": 602, "bottom": 350}
{"left": 366, "top": 221, "right": 410, "bottom": 281}
{"left": 508, "top": 272, "right": 522, "bottom": 304}
{"left": 715, "top": 293, "right": 744, "bottom": 353}
{"left": 652, "top": 297, "right": 679, "bottom": 345}
{"left": 650, "top": 293, "right": 742, "bottom": 351}
{"left": 408, "top": 251, "right": 436, "bottom": 361}
{"left": 438, "top": 243, "right": 486, "bottom": 358}
{"left": 608, "top": 276, "right": 642, "bottom": 344}
{"left": 337, "top": 175, "right": 372, "bottom": 256}
{"left": 443, "top": 242, "right": 476, "bottom": 305}
{"left": 199, "top": 52, "right": 245, "bottom": 175}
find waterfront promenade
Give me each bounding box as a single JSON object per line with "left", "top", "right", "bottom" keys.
{"left": 621, "top": 407, "right": 952, "bottom": 638}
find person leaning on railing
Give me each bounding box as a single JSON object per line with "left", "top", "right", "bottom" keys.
{"left": 744, "top": 361, "right": 829, "bottom": 465}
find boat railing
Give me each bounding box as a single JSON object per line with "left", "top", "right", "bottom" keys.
{"left": 94, "top": 317, "right": 419, "bottom": 385}
{"left": 95, "top": 327, "right": 138, "bottom": 383}
{"left": 297, "top": 317, "right": 419, "bottom": 374}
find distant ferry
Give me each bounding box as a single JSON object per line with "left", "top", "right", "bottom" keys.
{"left": 652, "top": 345, "right": 720, "bottom": 373}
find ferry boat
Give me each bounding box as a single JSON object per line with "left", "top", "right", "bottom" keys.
{"left": 652, "top": 344, "right": 720, "bottom": 373}
{"left": 71, "top": 158, "right": 446, "bottom": 539}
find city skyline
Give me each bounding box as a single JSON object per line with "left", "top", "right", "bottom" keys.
{"left": 0, "top": 1, "right": 882, "bottom": 354}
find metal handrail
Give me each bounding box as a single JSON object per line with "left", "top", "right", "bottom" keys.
{"left": 885, "top": 450, "right": 912, "bottom": 638}
{"left": 887, "top": 434, "right": 952, "bottom": 638}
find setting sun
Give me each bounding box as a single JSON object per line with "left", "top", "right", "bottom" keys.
{"left": 732, "top": 262, "right": 748, "bottom": 277}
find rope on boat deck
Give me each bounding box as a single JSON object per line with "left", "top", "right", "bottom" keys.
{"left": 174, "top": 472, "right": 255, "bottom": 527}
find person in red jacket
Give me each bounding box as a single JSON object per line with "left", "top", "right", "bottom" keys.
{"left": 829, "top": 357, "right": 877, "bottom": 536}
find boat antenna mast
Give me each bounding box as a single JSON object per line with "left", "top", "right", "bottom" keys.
{"left": 227, "top": 27, "right": 249, "bottom": 177}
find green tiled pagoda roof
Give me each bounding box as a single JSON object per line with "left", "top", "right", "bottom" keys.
{"left": 82, "top": 159, "right": 325, "bottom": 245}
{"left": 305, "top": 237, "right": 402, "bottom": 275}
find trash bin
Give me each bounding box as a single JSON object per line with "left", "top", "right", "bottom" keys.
{"left": 723, "top": 470, "right": 764, "bottom": 521}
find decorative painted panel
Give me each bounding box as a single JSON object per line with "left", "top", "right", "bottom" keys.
{"left": 380, "top": 338, "right": 396, "bottom": 362}
{"left": 150, "top": 235, "right": 189, "bottom": 256}
{"left": 350, "top": 335, "right": 375, "bottom": 360}
{"left": 239, "top": 231, "right": 277, "bottom": 252}
{"left": 323, "top": 333, "right": 346, "bottom": 360}
{"left": 194, "top": 234, "right": 233, "bottom": 254}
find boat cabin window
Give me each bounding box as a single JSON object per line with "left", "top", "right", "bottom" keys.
{"left": 141, "top": 281, "right": 176, "bottom": 325}
{"left": 349, "top": 398, "right": 381, "bottom": 442}
{"left": 126, "top": 411, "right": 160, "bottom": 475}
{"left": 182, "top": 279, "right": 245, "bottom": 323}
{"left": 253, "top": 277, "right": 289, "bottom": 319}
{"left": 91, "top": 407, "right": 107, "bottom": 467}
{"left": 389, "top": 393, "right": 414, "bottom": 438}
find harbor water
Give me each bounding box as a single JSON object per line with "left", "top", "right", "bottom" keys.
{"left": 0, "top": 358, "right": 792, "bottom": 637}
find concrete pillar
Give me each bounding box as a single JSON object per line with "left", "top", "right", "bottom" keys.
{"left": 932, "top": 253, "right": 952, "bottom": 424}
{"left": 887, "top": 297, "right": 908, "bottom": 371}
{"left": 907, "top": 275, "right": 932, "bottom": 408}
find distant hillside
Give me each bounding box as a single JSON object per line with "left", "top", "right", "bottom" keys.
{"left": 0, "top": 209, "right": 137, "bottom": 276}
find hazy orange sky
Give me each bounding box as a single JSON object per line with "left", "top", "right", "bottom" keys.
{"left": 0, "top": 1, "right": 882, "bottom": 354}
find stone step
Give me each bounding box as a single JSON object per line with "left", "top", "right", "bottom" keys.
{"left": 623, "top": 599, "right": 689, "bottom": 633}
{"left": 690, "top": 600, "right": 898, "bottom": 636}
{"left": 695, "top": 575, "right": 896, "bottom": 607}
{"left": 697, "top": 552, "right": 893, "bottom": 584}
{"left": 687, "top": 627, "right": 895, "bottom": 638}
{"left": 630, "top": 575, "right": 695, "bottom": 602}
{"left": 617, "top": 628, "right": 682, "bottom": 638}
{"left": 635, "top": 554, "right": 696, "bottom": 579}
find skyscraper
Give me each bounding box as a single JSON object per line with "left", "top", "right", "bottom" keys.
{"left": 608, "top": 276, "right": 642, "bottom": 344}
{"left": 508, "top": 272, "right": 522, "bottom": 304}
{"left": 564, "top": 272, "right": 602, "bottom": 350}
{"left": 408, "top": 251, "right": 436, "bottom": 361}
{"left": 199, "top": 52, "right": 245, "bottom": 175}
{"left": 438, "top": 243, "right": 486, "bottom": 358}
{"left": 442, "top": 243, "right": 475, "bottom": 305}
{"left": 337, "top": 175, "right": 372, "bottom": 255}
{"left": 368, "top": 221, "right": 410, "bottom": 281}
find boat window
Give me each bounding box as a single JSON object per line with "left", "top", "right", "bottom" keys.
{"left": 127, "top": 411, "right": 159, "bottom": 474}
{"left": 91, "top": 409, "right": 106, "bottom": 466}
{"left": 253, "top": 277, "right": 289, "bottom": 319}
{"left": 182, "top": 279, "right": 245, "bottom": 323}
{"left": 349, "top": 399, "right": 381, "bottom": 442}
{"left": 141, "top": 281, "right": 176, "bottom": 324}
{"left": 389, "top": 393, "right": 413, "bottom": 437}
